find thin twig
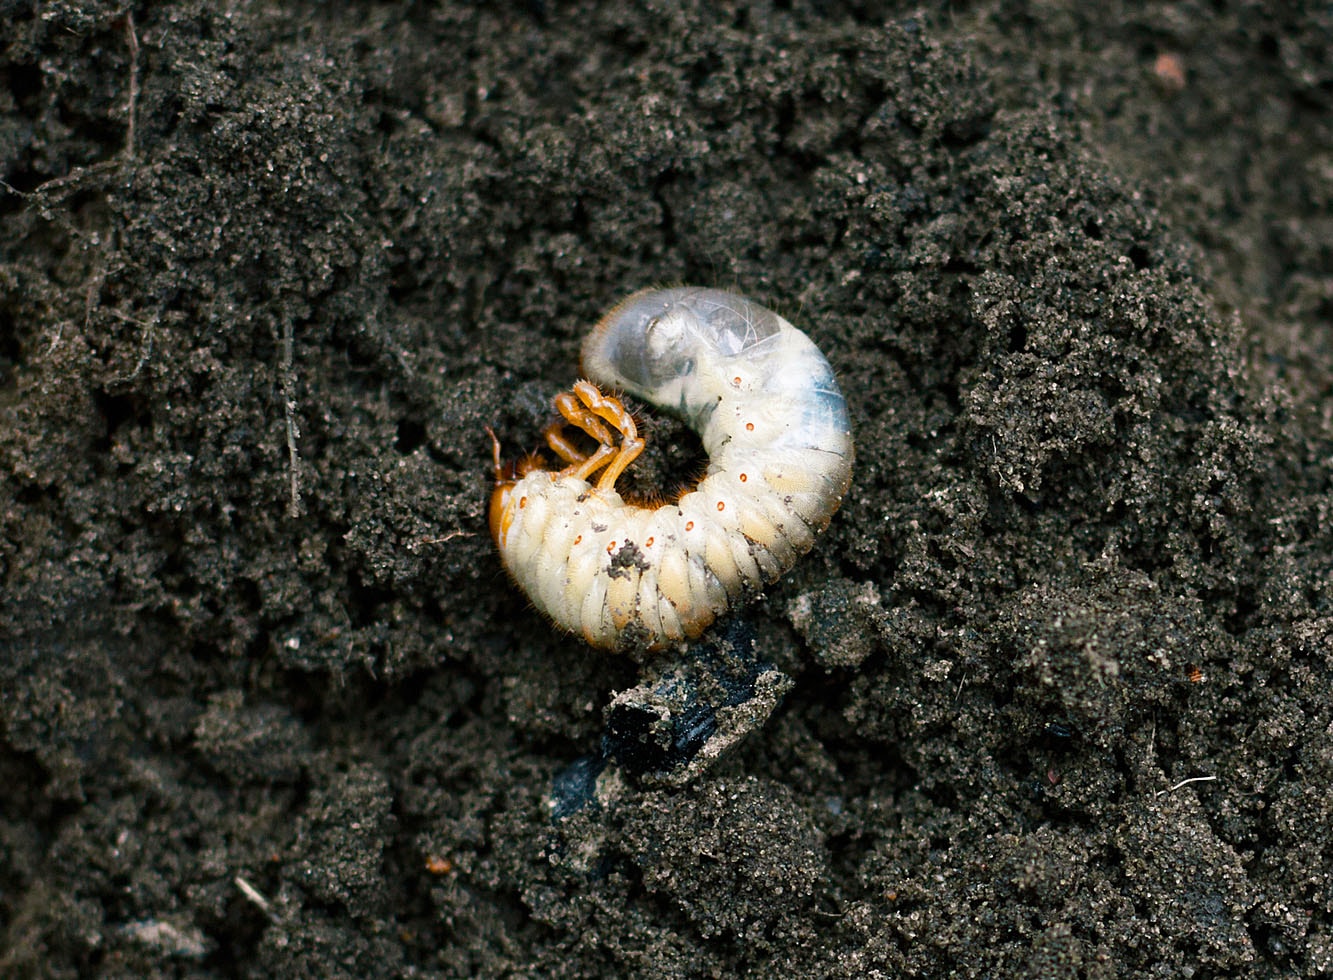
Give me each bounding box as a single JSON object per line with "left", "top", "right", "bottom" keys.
{"left": 414, "top": 530, "right": 473, "bottom": 549}
{"left": 124, "top": 12, "right": 140, "bottom": 162}
{"left": 281, "top": 319, "right": 302, "bottom": 518}
{"left": 1155, "top": 775, "right": 1217, "bottom": 798}
{"left": 234, "top": 875, "right": 279, "bottom": 923}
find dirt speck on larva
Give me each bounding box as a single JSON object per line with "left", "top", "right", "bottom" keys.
{"left": 2, "top": 2, "right": 1331, "bottom": 977}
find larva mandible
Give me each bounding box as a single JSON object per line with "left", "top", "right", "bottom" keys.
{"left": 488, "top": 286, "right": 854, "bottom": 652}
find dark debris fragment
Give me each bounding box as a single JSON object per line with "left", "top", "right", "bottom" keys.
{"left": 550, "top": 619, "right": 792, "bottom": 819}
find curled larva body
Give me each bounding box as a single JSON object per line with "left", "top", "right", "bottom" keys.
{"left": 490, "top": 287, "right": 854, "bottom": 652}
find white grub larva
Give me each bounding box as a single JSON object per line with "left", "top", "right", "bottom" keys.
{"left": 489, "top": 287, "right": 854, "bottom": 652}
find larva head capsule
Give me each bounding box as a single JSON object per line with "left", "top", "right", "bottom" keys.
{"left": 485, "top": 427, "right": 545, "bottom": 549}
{"left": 582, "top": 288, "right": 782, "bottom": 422}
{"left": 488, "top": 471, "right": 521, "bottom": 549}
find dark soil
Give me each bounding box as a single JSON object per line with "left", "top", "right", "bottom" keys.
{"left": 3, "top": 2, "right": 1331, "bottom": 977}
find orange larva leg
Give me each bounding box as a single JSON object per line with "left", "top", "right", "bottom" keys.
{"left": 566, "top": 442, "right": 619, "bottom": 484}
{"left": 548, "top": 386, "right": 623, "bottom": 484}
{"left": 543, "top": 420, "right": 588, "bottom": 466}
{"left": 569, "top": 380, "right": 645, "bottom": 493}
{"left": 551, "top": 389, "right": 617, "bottom": 450}
{"left": 596, "top": 444, "right": 645, "bottom": 493}
{"left": 546, "top": 389, "right": 618, "bottom": 474}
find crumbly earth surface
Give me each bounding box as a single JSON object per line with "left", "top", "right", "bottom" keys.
{"left": 2, "top": 2, "right": 1331, "bottom": 977}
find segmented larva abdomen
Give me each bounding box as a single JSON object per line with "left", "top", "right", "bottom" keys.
{"left": 490, "top": 287, "right": 854, "bottom": 652}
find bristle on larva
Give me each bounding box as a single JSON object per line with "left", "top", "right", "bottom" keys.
{"left": 488, "top": 287, "right": 854, "bottom": 652}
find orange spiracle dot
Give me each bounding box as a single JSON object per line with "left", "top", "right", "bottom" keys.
{"left": 745, "top": 422, "right": 755, "bottom": 431}
{"left": 739, "top": 473, "right": 748, "bottom": 483}
{"left": 716, "top": 501, "right": 725, "bottom": 511}
{"left": 685, "top": 521, "right": 694, "bottom": 531}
